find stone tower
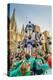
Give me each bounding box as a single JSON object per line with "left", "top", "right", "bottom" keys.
{"left": 8, "top": 8, "right": 17, "bottom": 54}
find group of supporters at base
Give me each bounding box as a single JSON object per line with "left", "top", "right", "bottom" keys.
{"left": 8, "top": 51, "right": 52, "bottom": 76}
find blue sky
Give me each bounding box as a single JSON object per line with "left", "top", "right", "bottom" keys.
{"left": 9, "top": 4, "right": 52, "bottom": 33}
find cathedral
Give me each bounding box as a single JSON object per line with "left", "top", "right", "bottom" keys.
{"left": 8, "top": 9, "right": 25, "bottom": 54}
{"left": 8, "top": 9, "right": 17, "bottom": 54}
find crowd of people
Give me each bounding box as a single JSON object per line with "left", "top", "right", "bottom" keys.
{"left": 8, "top": 21, "right": 52, "bottom": 76}
{"left": 8, "top": 44, "right": 52, "bottom": 76}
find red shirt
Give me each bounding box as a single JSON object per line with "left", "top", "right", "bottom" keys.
{"left": 31, "top": 52, "right": 37, "bottom": 58}
{"left": 48, "top": 55, "right": 52, "bottom": 68}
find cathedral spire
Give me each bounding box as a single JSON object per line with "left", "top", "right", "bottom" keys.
{"left": 11, "top": 8, "right": 15, "bottom": 22}
{"left": 10, "top": 8, "right": 17, "bottom": 31}
{"left": 21, "top": 24, "right": 25, "bottom": 34}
